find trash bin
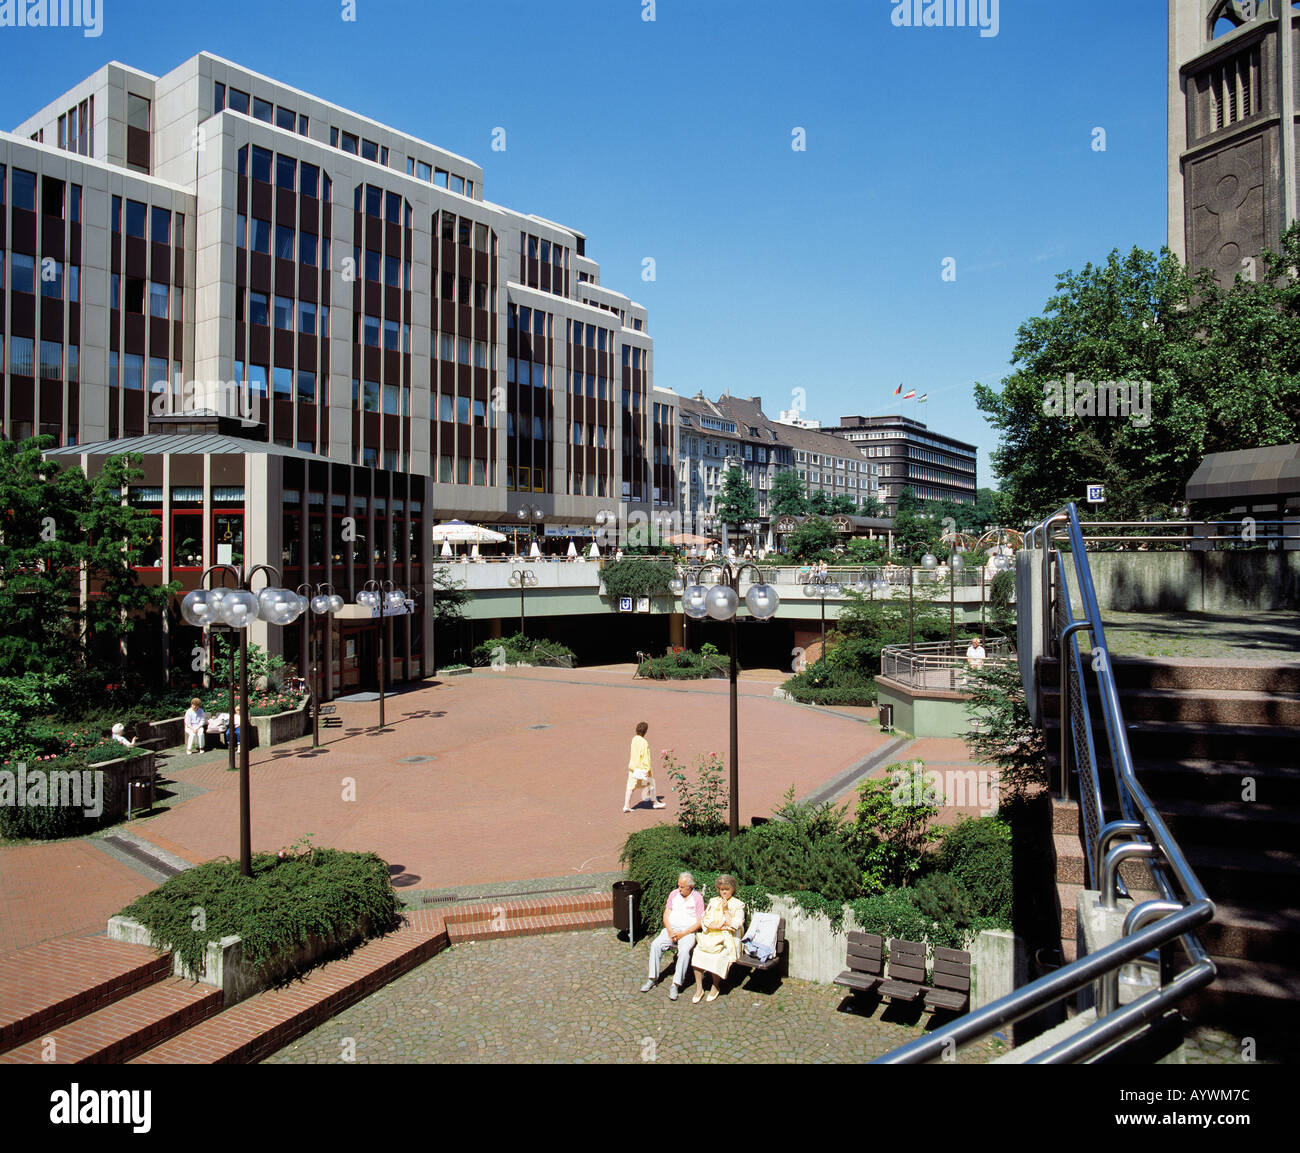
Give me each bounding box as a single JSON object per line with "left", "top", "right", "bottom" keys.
{"left": 128, "top": 778, "right": 153, "bottom": 815}
{"left": 878, "top": 703, "right": 894, "bottom": 731}
{"left": 612, "top": 880, "right": 642, "bottom": 942}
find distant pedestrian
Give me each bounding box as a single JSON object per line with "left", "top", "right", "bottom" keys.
{"left": 624, "top": 720, "right": 665, "bottom": 812}
{"left": 184, "top": 698, "right": 206, "bottom": 754}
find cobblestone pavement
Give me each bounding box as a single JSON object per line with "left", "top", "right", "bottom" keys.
{"left": 1182, "top": 1024, "right": 1298, "bottom": 1065}
{"left": 265, "top": 929, "right": 1003, "bottom": 1064}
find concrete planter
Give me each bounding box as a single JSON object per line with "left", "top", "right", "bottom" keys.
{"left": 764, "top": 895, "right": 1025, "bottom": 1010}
{"left": 436, "top": 666, "right": 472, "bottom": 677}
{"left": 89, "top": 751, "right": 157, "bottom": 822}
{"left": 141, "top": 716, "right": 185, "bottom": 748}
{"left": 107, "top": 912, "right": 378, "bottom": 1006}
{"left": 249, "top": 698, "right": 310, "bottom": 748}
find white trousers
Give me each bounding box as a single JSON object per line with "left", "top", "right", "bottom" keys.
{"left": 649, "top": 929, "right": 696, "bottom": 987}
{"left": 185, "top": 726, "right": 205, "bottom": 752}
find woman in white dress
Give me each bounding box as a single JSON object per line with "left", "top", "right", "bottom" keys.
{"left": 690, "top": 874, "right": 745, "bottom": 1003}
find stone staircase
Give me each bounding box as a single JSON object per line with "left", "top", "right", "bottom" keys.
{"left": 0, "top": 892, "right": 613, "bottom": 1064}
{"left": 1038, "top": 656, "right": 1300, "bottom": 1034}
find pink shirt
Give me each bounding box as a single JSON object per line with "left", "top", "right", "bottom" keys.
{"left": 665, "top": 889, "right": 705, "bottom": 933}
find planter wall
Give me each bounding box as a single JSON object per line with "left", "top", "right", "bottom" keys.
{"left": 250, "top": 700, "right": 309, "bottom": 748}
{"left": 108, "top": 913, "right": 377, "bottom": 1007}
{"left": 92, "top": 751, "right": 156, "bottom": 822}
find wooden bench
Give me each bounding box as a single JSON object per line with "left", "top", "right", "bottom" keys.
{"left": 733, "top": 916, "right": 786, "bottom": 980}
{"left": 925, "top": 946, "right": 971, "bottom": 1014}
{"left": 833, "top": 931, "right": 884, "bottom": 999}
{"left": 878, "top": 937, "right": 927, "bottom": 1005}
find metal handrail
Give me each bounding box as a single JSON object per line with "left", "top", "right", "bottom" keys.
{"left": 878, "top": 502, "right": 1215, "bottom": 1063}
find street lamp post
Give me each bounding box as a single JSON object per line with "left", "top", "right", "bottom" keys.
{"left": 508, "top": 568, "right": 538, "bottom": 636}
{"left": 670, "top": 562, "right": 779, "bottom": 839}
{"left": 515, "top": 504, "right": 545, "bottom": 558}
{"left": 356, "top": 579, "right": 407, "bottom": 730}
{"left": 802, "top": 576, "right": 841, "bottom": 657}
{"left": 297, "top": 583, "right": 344, "bottom": 748}
{"left": 181, "top": 565, "right": 304, "bottom": 877}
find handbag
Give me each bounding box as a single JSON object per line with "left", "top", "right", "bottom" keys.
{"left": 630, "top": 768, "right": 652, "bottom": 785}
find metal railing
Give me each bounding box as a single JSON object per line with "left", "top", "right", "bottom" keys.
{"left": 877, "top": 502, "right": 1215, "bottom": 1063}
{"left": 880, "top": 638, "right": 1014, "bottom": 690}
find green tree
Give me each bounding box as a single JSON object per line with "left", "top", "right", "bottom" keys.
{"left": 428, "top": 566, "right": 471, "bottom": 624}
{"left": 807, "top": 490, "right": 833, "bottom": 516}
{"left": 715, "top": 465, "right": 757, "bottom": 530}
{"left": 889, "top": 488, "right": 944, "bottom": 562}
{"left": 785, "top": 515, "right": 837, "bottom": 561}
{"left": 975, "top": 232, "right": 1300, "bottom": 524}
{"left": 850, "top": 761, "right": 945, "bottom": 892}
{"left": 964, "top": 658, "right": 1047, "bottom": 803}
{"left": 768, "top": 469, "right": 808, "bottom": 518}
{"left": 859, "top": 494, "right": 885, "bottom": 518}
{"left": 0, "top": 440, "right": 177, "bottom": 679}
{"left": 828, "top": 493, "right": 859, "bottom": 515}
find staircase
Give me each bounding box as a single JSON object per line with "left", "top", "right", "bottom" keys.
{"left": 1039, "top": 655, "right": 1300, "bottom": 1034}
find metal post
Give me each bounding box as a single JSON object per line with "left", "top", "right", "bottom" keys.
{"left": 519, "top": 583, "right": 526, "bottom": 637}
{"left": 226, "top": 627, "right": 236, "bottom": 775}
{"left": 729, "top": 605, "right": 739, "bottom": 841}
{"left": 909, "top": 566, "right": 915, "bottom": 652}
{"left": 311, "top": 618, "right": 320, "bottom": 749}
{"left": 820, "top": 593, "right": 826, "bottom": 656}
{"left": 949, "top": 554, "right": 956, "bottom": 653}
{"left": 239, "top": 624, "right": 251, "bottom": 877}
{"left": 379, "top": 608, "right": 386, "bottom": 729}
{"left": 981, "top": 565, "right": 986, "bottom": 641}
{"left": 1059, "top": 641, "right": 1070, "bottom": 802}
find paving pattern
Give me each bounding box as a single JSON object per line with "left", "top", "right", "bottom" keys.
{"left": 264, "top": 928, "right": 1002, "bottom": 1065}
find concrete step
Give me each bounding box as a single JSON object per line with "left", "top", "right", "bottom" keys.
{"left": 445, "top": 907, "right": 612, "bottom": 943}
{"left": 0, "top": 977, "right": 221, "bottom": 1064}
{"left": 1148, "top": 798, "right": 1300, "bottom": 849}
{"left": 1183, "top": 958, "right": 1300, "bottom": 1034}
{"left": 1187, "top": 843, "right": 1300, "bottom": 903}
{"left": 1044, "top": 718, "right": 1300, "bottom": 767}
{"left": 1202, "top": 903, "right": 1300, "bottom": 965}
{"left": 0, "top": 937, "right": 172, "bottom": 1055}
{"left": 1038, "top": 656, "right": 1300, "bottom": 694}
{"left": 1043, "top": 686, "right": 1300, "bottom": 727}
{"left": 1052, "top": 799, "right": 1080, "bottom": 837}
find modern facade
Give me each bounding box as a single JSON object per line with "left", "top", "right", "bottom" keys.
{"left": 2, "top": 52, "right": 668, "bottom": 688}
{"left": 1169, "top": 0, "right": 1300, "bottom": 283}
{"left": 831, "top": 414, "right": 977, "bottom": 513}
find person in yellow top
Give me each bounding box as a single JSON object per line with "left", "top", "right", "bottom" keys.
{"left": 690, "top": 874, "right": 745, "bottom": 1003}
{"left": 624, "top": 720, "right": 665, "bottom": 812}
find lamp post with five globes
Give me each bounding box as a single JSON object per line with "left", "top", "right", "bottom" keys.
{"left": 357, "top": 579, "right": 408, "bottom": 730}
{"left": 181, "top": 565, "right": 305, "bottom": 877}
{"left": 297, "top": 583, "right": 344, "bottom": 748}
{"left": 669, "top": 563, "right": 780, "bottom": 839}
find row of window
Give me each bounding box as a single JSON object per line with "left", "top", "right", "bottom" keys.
{"left": 352, "top": 379, "right": 410, "bottom": 416}
{"left": 2, "top": 167, "right": 85, "bottom": 225}
{"left": 356, "top": 313, "right": 410, "bottom": 352}
{"left": 572, "top": 422, "right": 609, "bottom": 448}
{"left": 110, "top": 273, "right": 179, "bottom": 318}
{"left": 349, "top": 246, "right": 411, "bottom": 289}
{"left": 228, "top": 358, "right": 321, "bottom": 402}
{"left": 234, "top": 290, "right": 330, "bottom": 336}
{"left": 435, "top": 393, "right": 489, "bottom": 425}
{"left": 440, "top": 457, "right": 491, "bottom": 485}
{"left": 107, "top": 352, "right": 180, "bottom": 391}
{"left": 236, "top": 146, "right": 332, "bottom": 201}
{"left": 355, "top": 184, "right": 411, "bottom": 226}
{"left": 111, "top": 197, "right": 184, "bottom": 245}
{"left": 2, "top": 253, "right": 80, "bottom": 301}
{"left": 408, "top": 156, "right": 474, "bottom": 197}
{"left": 236, "top": 214, "right": 332, "bottom": 265}
{"left": 438, "top": 211, "right": 490, "bottom": 251}
{"left": 56, "top": 95, "right": 95, "bottom": 157}
{"left": 216, "top": 83, "right": 309, "bottom": 136}
{"left": 2, "top": 335, "right": 80, "bottom": 381}
{"left": 438, "top": 333, "right": 490, "bottom": 367}
{"left": 329, "top": 126, "right": 392, "bottom": 170}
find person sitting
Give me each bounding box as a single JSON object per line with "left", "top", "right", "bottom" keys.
{"left": 641, "top": 872, "right": 705, "bottom": 1001}
{"left": 206, "top": 712, "right": 231, "bottom": 748}
{"left": 690, "top": 874, "right": 745, "bottom": 1003}
{"left": 110, "top": 723, "right": 137, "bottom": 748}
{"left": 184, "top": 698, "right": 206, "bottom": 754}
{"left": 965, "top": 637, "right": 987, "bottom": 671}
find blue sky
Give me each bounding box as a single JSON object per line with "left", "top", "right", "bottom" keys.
{"left": 0, "top": 0, "right": 1172, "bottom": 488}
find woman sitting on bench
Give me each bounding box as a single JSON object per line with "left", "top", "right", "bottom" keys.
{"left": 690, "top": 874, "right": 745, "bottom": 1004}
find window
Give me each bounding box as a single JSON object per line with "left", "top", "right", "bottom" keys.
{"left": 451, "top": 175, "right": 465, "bottom": 195}
{"left": 440, "top": 333, "right": 454, "bottom": 361}
{"left": 361, "top": 138, "right": 378, "bottom": 162}
{"left": 276, "top": 154, "right": 296, "bottom": 190}
{"left": 70, "top": 184, "right": 81, "bottom": 223}
{"left": 149, "top": 281, "right": 169, "bottom": 318}
{"left": 253, "top": 97, "right": 272, "bottom": 123}
{"left": 434, "top": 169, "right": 448, "bottom": 188}
{"left": 385, "top": 191, "right": 402, "bottom": 223}
{"left": 228, "top": 88, "right": 250, "bottom": 115}
{"left": 235, "top": 213, "right": 246, "bottom": 247}
{"left": 417, "top": 160, "right": 431, "bottom": 181}
{"left": 385, "top": 254, "right": 400, "bottom": 287}
{"left": 125, "top": 199, "right": 146, "bottom": 238}
{"left": 274, "top": 366, "right": 293, "bottom": 396}
{"left": 39, "top": 259, "right": 62, "bottom": 299}
{"left": 127, "top": 93, "right": 150, "bottom": 131}
{"left": 274, "top": 295, "right": 293, "bottom": 330}
{"left": 299, "top": 114, "right": 309, "bottom": 136}
{"left": 299, "top": 162, "right": 319, "bottom": 199}
{"left": 11, "top": 252, "right": 34, "bottom": 293}
{"left": 341, "top": 131, "right": 358, "bottom": 154}
{"left": 363, "top": 315, "right": 379, "bottom": 346}
{"left": 363, "top": 380, "right": 379, "bottom": 412}
{"left": 248, "top": 363, "right": 268, "bottom": 396}
{"left": 457, "top": 396, "right": 471, "bottom": 424}
{"left": 124, "top": 353, "right": 144, "bottom": 390}
{"left": 474, "top": 341, "right": 487, "bottom": 368}
{"left": 457, "top": 337, "right": 470, "bottom": 365}
{"left": 365, "top": 184, "right": 382, "bottom": 217}
{"left": 298, "top": 300, "right": 316, "bottom": 334}
{"left": 249, "top": 291, "right": 269, "bottom": 326}
{"left": 320, "top": 305, "right": 329, "bottom": 336}
{"left": 299, "top": 231, "right": 317, "bottom": 265}
{"left": 439, "top": 393, "right": 453, "bottom": 422}
{"left": 214, "top": 82, "right": 225, "bottom": 112}
{"left": 251, "top": 146, "right": 272, "bottom": 183}
{"left": 68, "top": 266, "right": 79, "bottom": 303}
{"left": 38, "top": 340, "right": 61, "bottom": 380}
{"left": 251, "top": 218, "right": 271, "bottom": 253}
{"left": 237, "top": 146, "right": 248, "bottom": 177}
{"left": 276, "top": 106, "right": 295, "bottom": 131}
{"left": 297, "top": 370, "right": 315, "bottom": 402}
{"left": 364, "top": 250, "right": 380, "bottom": 282}
{"left": 110, "top": 272, "right": 120, "bottom": 308}
{"left": 383, "top": 384, "right": 399, "bottom": 414}
{"left": 41, "top": 176, "right": 64, "bottom": 218}
{"left": 275, "top": 224, "right": 294, "bottom": 260}
{"left": 384, "top": 319, "right": 399, "bottom": 350}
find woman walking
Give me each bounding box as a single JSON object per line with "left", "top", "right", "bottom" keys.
{"left": 624, "top": 720, "right": 665, "bottom": 812}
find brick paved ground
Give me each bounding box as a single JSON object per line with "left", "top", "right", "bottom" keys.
{"left": 264, "top": 928, "right": 1004, "bottom": 1064}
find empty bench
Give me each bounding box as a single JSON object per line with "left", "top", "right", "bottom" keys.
{"left": 833, "top": 931, "right": 884, "bottom": 1000}
{"left": 878, "top": 938, "right": 972, "bottom": 1015}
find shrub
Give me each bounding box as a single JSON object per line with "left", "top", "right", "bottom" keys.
{"left": 118, "top": 841, "right": 402, "bottom": 976}
{"left": 470, "top": 633, "right": 575, "bottom": 668}
{"left": 848, "top": 889, "right": 931, "bottom": 944}
{"left": 600, "top": 557, "right": 676, "bottom": 599}
{"left": 848, "top": 761, "right": 945, "bottom": 892}
{"left": 936, "top": 815, "right": 1014, "bottom": 922}
{"left": 638, "top": 649, "right": 729, "bottom": 679}
{"left": 911, "top": 872, "right": 978, "bottom": 926}
{"left": 662, "top": 749, "right": 728, "bottom": 836}
{"left": 782, "top": 662, "right": 877, "bottom": 706}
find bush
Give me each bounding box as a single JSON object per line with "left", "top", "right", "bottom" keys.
{"left": 0, "top": 753, "right": 123, "bottom": 840}
{"left": 118, "top": 840, "right": 402, "bottom": 976}
{"left": 935, "top": 815, "right": 1013, "bottom": 922}
{"left": 662, "top": 749, "right": 728, "bottom": 836}
{"left": 782, "top": 661, "right": 877, "bottom": 706}
{"left": 911, "top": 872, "right": 978, "bottom": 926}
{"left": 600, "top": 557, "right": 676, "bottom": 599}
{"left": 638, "top": 649, "right": 729, "bottom": 679}
{"left": 470, "top": 633, "right": 575, "bottom": 668}
{"left": 848, "top": 762, "right": 945, "bottom": 893}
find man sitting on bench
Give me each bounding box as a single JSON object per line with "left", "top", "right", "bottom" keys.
{"left": 641, "top": 872, "right": 704, "bottom": 1002}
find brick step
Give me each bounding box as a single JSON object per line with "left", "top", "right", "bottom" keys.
{"left": 0, "top": 977, "right": 220, "bottom": 1065}
{"left": 1182, "top": 958, "right": 1300, "bottom": 1034}
{"left": 440, "top": 892, "right": 612, "bottom": 932}
{"left": 1142, "top": 798, "right": 1300, "bottom": 848}
{"left": 1042, "top": 687, "right": 1300, "bottom": 727}
{"left": 0, "top": 937, "right": 171, "bottom": 1056}
{"left": 1037, "top": 657, "right": 1300, "bottom": 694}
{"left": 446, "top": 907, "right": 612, "bottom": 944}
{"left": 1052, "top": 799, "right": 1080, "bottom": 837}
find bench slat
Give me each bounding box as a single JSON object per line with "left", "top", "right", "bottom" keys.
{"left": 846, "top": 942, "right": 882, "bottom": 962}
{"left": 933, "top": 956, "right": 971, "bottom": 978}
{"left": 931, "top": 972, "right": 971, "bottom": 992}
{"left": 879, "top": 979, "right": 923, "bottom": 1003}
{"left": 887, "top": 962, "right": 926, "bottom": 984}
{"left": 847, "top": 931, "right": 883, "bottom": 948}
{"left": 833, "top": 972, "right": 881, "bottom": 993}
{"left": 933, "top": 946, "right": 970, "bottom": 964}
{"left": 888, "top": 938, "right": 926, "bottom": 960}
{"left": 925, "top": 989, "right": 969, "bottom": 1011}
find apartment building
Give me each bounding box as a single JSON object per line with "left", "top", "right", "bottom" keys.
{"left": 2, "top": 52, "right": 669, "bottom": 688}
{"left": 831, "top": 414, "right": 977, "bottom": 513}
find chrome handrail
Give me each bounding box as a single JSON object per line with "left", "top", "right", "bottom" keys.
{"left": 878, "top": 502, "right": 1215, "bottom": 1063}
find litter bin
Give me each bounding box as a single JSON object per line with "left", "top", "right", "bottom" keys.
{"left": 878, "top": 703, "right": 894, "bottom": 732}
{"left": 128, "top": 778, "right": 153, "bottom": 815}
{"left": 612, "top": 880, "right": 642, "bottom": 946}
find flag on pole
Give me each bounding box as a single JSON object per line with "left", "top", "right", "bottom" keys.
{"left": 903, "top": 390, "right": 916, "bottom": 400}
{"left": 892, "top": 384, "right": 902, "bottom": 396}
{"left": 917, "top": 393, "right": 928, "bottom": 402}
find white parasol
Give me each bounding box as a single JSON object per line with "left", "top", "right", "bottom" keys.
{"left": 566, "top": 541, "right": 578, "bottom": 558}
{"left": 440, "top": 540, "right": 454, "bottom": 559}
{"left": 588, "top": 542, "right": 600, "bottom": 559}
{"left": 529, "top": 541, "right": 542, "bottom": 559}
{"left": 471, "top": 542, "right": 481, "bottom": 559}
{"left": 430, "top": 519, "right": 507, "bottom": 545}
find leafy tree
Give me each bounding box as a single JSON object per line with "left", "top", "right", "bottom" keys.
{"left": 964, "top": 658, "right": 1047, "bottom": 802}
{"left": 859, "top": 495, "right": 886, "bottom": 518}
{"left": 975, "top": 231, "right": 1300, "bottom": 524}
{"left": 0, "top": 440, "right": 177, "bottom": 680}
{"left": 807, "top": 489, "right": 833, "bottom": 516}
{"left": 828, "top": 494, "right": 859, "bottom": 515}
{"left": 715, "top": 466, "right": 757, "bottom": 531}
{"left": 889, "top": 488, "right": 944, "bottom": 562}
{"left": 428, "top": 566, "right": 471, "bottom": 624}
{"left": 850, "top": 761, "right": 945, "bottom": 892}
{"left": 768, "top": 469, "right": 808, "bottom": 518}
{"left": 785, "top": 515, "right": 838, "bottom": 561}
